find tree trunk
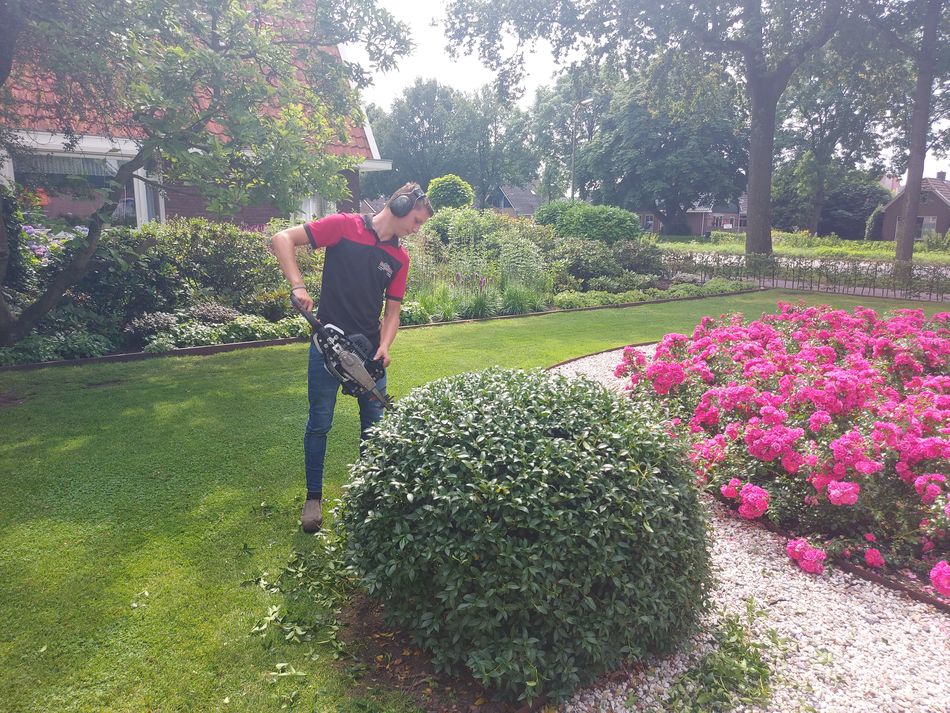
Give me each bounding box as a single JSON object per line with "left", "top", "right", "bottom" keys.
{"left": 895, "top": 0, "right": 939, "bottom": 263}
{"left": 808, "top": 181, "right": 825, "bottom": 235}
{"left": 745, "top": 78, "right": 781, "bottom": 254}
{"left": 0, "top": 152, "right": 147, "bottom": 346}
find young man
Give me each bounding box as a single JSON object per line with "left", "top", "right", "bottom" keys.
{"left": 271, "top": 183, "right": 433, "bottom": 533}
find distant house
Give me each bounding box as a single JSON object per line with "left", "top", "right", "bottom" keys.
{"left": 638, "top": 195, "right": 748, "bottom": 236}
{"left": 880, "top": 172, "right": 950, "bottom": 241}
{"left": 486, "top": 184, "right": 544, "bottom": 217}
{"left": 1, "top": 49, "right": 392, "bottom": 227}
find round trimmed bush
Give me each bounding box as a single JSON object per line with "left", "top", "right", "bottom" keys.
{"left": 341, "top": 368, "right": 711, "bottom": 703}
{"left": 427, "top": 174, "right": 475, "bottom": 210}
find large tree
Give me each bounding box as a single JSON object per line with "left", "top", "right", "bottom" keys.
{"left": 455, "top": 87, "right": 540, "bottom": 207}
{"left": 444, "top": 0, "right": 844, "bottom": 254}
{"left": 775, "top": 25, "right": 910, "bottom": 234}
{"left": 579, "top": 55, "right": 748, "bottom": 232}
{"left": 366, "top": 81, "right": 539, "bottom": 205}
{"left": 0, "top": 0, "right": 409, "bottom": 346}
{"left": 361, "top": 79, "right": 469, "bottom": 198}
{"left": 858, "top": 0, "right": 949, "bottom": 261}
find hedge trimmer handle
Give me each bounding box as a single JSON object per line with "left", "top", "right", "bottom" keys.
{"left": 290, "top": 292, "right": 320, "bottom": 330}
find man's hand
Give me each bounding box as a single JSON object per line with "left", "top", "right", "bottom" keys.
{"left": 292, "top": 288, "right": 314, "bottom": 312}
{"left": 373, "top": 346, "right": 391, "bottom": 368}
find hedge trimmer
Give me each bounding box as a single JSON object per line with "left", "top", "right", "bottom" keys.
{"left": 291, "top": 293, "right": 392, "bottom": 407}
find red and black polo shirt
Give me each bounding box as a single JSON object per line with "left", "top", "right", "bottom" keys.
{"left": 304, "top": 213, "right": 409, "bottom": 344}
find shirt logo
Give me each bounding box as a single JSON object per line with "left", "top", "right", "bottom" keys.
{"left": 377, "top": 261, "right": 393, "bottom": 278}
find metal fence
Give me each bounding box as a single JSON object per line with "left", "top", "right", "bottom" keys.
{"left": 663, "top": 252, "right": 950, "bottom": 302}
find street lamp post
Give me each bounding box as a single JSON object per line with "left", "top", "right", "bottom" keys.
{"left": 570, "top": 97, "right": 593, "bottom": 200}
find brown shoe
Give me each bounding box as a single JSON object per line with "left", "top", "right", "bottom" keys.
{"left": 300, "top": 499, "right": 323, "bottom": 533}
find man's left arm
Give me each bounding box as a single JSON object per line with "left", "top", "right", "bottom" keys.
{"left": 374, "top": 299, "right": 401, "bottom": 367}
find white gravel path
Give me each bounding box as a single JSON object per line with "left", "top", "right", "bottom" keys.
{"left": 548, "top": 347, "right": 950, "bottom": 713}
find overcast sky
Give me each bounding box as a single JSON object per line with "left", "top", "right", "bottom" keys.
{"left": 343, "top": 0, "right": 949, "bottom": 181}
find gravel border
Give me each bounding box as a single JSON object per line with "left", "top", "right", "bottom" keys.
{"left": 549, "top": 347, "right": 950, "bottom": 713}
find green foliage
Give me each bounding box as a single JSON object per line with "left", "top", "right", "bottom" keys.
{"left": 1, "top": 183, "right": 32, "bottom": 294}
{"left": 427, "top": 174, "right": 475, "bottom": 210}
{"left": 457, "top": 286, "right": 501, "bottom": 319}
{"left": 398, "top": 300, "right": 430, "bottom": 325}
{"left": 533, "top": 200, "right": 575, "bottom": 228}
{"left": 213, "top": 315, "right": 309, "bottom": 343}
{"left": 662, "top": 604, "right": 773, "bottom": 711}
{"left": 342, "top": 368, "right": 711, "bottom": 702}
{"left": 0, "top": 330, "right": 113, "bottom": 365}
{"left": 865, "top": 204, "right": 886, "bottom": 241}
{"left": 545, "top": 202, "right": 643, "bottom": 245}
{"left": 136, "top": 219, "right": 284, "bottom": 311}
{"left": 614, "top": 237, "right": 663, "bottom": 274}
{"left": 500, "top": 284, "right": 548, "bottom": 314}
{"left": 550, "top": 238, "right": 622, "bottom": 290}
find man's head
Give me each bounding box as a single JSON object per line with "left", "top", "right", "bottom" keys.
{"left": 384, "top": 183, "right": 433, "bottom": 237}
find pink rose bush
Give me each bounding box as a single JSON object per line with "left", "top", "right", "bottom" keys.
{"left": 616, "top": 303, "right": 950, "bottom": 583}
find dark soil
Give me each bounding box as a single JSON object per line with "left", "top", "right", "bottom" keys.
{"left": 337, "top": 594, "right": 550, "bottom": 713}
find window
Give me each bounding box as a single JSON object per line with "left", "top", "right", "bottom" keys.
{"left": 12, "top": 153, "right": 159, "bottom": 227}
{"left": 739, "top": 216, "right": 748, "bottom": 228}
{"left": 643, "top": 214, "right": 655, "bottom": 231}
{"left": 712, "top": 214, "right": 724, "bottom": 228}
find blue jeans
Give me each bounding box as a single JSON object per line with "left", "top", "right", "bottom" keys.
{"left": 304, "top": 342, "right": 387, "bottom": 496}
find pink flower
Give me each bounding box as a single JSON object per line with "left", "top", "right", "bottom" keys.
{"left": 720, "top": 478, "right": 742, "bottom": 499}
{"left": 865, "top": 548, "right": 885, "bottom": 568}
{"left": 930, "top": 560, "right": 950, "bottom": 597}
{"left": 799, "top": 547, "right": 826, "bottom": 574}
{"left": 826, "top": 480, "right": 860, "bottom": 506}
{"left": 737, "top": 483, "right": 770, "bottom": 519}
{"left": 786, "top": 537, "right": 809, "bottom": 560}
{"left": 864, "top": 533, "right": 876, "bottom": 542}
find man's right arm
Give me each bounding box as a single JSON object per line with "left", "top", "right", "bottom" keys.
{"left": 271, "top": 225, "right": 315, "bottom": 311}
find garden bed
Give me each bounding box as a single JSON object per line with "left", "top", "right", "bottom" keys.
{"left": 0, "top": 288, "right": 765, "bottom": 371}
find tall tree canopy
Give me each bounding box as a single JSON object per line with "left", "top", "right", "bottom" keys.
{"left": 775, "top": 25, "right": 910, "bottom": 235}
{"left": 365, "top": 81, "right": 539, "bottom": 206}
{"left": 858, "top": 0, "right": 949, "bottom": 261}
{"left": 0, "top": 0, "right": 410, "bottom": 345}
{"left": 444, "top": 0, "right": 845, "bottom": 254}
{"left": 579, "top": 55, "right": 748, "bottom": 233}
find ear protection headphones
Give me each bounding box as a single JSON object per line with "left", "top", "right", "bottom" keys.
{"left": 388, "top": 187, "right": 426, "bottom": 218}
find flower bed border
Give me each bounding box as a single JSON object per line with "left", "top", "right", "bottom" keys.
{"left": 0, "top": 288, "right": 768, "bottom": 372}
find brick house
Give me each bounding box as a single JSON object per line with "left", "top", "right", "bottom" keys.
{"left": 880, "top": 172, "right": 950, "bottom": 241}
{"left": 638, "top": 194, "right": 747, "bottom": 236}
{"left": 1, "top": 57, "right": 391, "bottom": 228}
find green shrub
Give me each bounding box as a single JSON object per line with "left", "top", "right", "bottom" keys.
{"left": 399, "top": 300, "right": 430, "bottom": 325}
{"left": 551, "top": 290, "right": 599, "bottom": 309}
{"left": 554, "top": 203, "right": 642, "bottom": 245}
{"left": 532, "top": 199, "right": 575, "bottom": 228}
{"left": 865, "top": 204, "right": 886, "bottom": 241}
{"left": 427, "top": 174, "right": 475, "bottom": 210}
{"left": 701, "top": 277, "right": 752, "bottom": 294}
{"left": 416, "top": 283, "right": 460, "bottom": 322}
{"left": 124, "top": 311, "right": 179, "bottom": 340}
{"left": 190, "top": 302, "right": 240, "bottom": 324}
{"left": 342, "top": 369, "right": 711, "bottom": 702}
{"left": 0, "top": 330, "right": 113, "bottom": 365}
{"left": 457, "top": 287, "right": 501, "bottom": 319}
{"left": 135, "top": 218, "right": 285, "bottom": 311}
{"left": 550, "top": 238, "right": 622, "bottom": 289}
{"left": 614, "top": 238, "right": 663, "bottom": 275}
{"left": 664, "top": 283, "right": 705, "bottom": 299}
{"left": 500, "top": 284, "right": 547, "bottom": 314}
{"left": 144, "top": 332, "right": 177, "bottom": 353}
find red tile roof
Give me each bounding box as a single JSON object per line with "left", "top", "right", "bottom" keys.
{"left": 5, "top": 58, "right": 373, "bottom": 160}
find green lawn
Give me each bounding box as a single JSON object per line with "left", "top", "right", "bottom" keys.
{"left": 0, "top": 290, "right": 943, "bottom": 712}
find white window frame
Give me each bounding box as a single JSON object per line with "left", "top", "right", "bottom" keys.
{"left": 7, "top": 131, "right": 164, "bottom": 228}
